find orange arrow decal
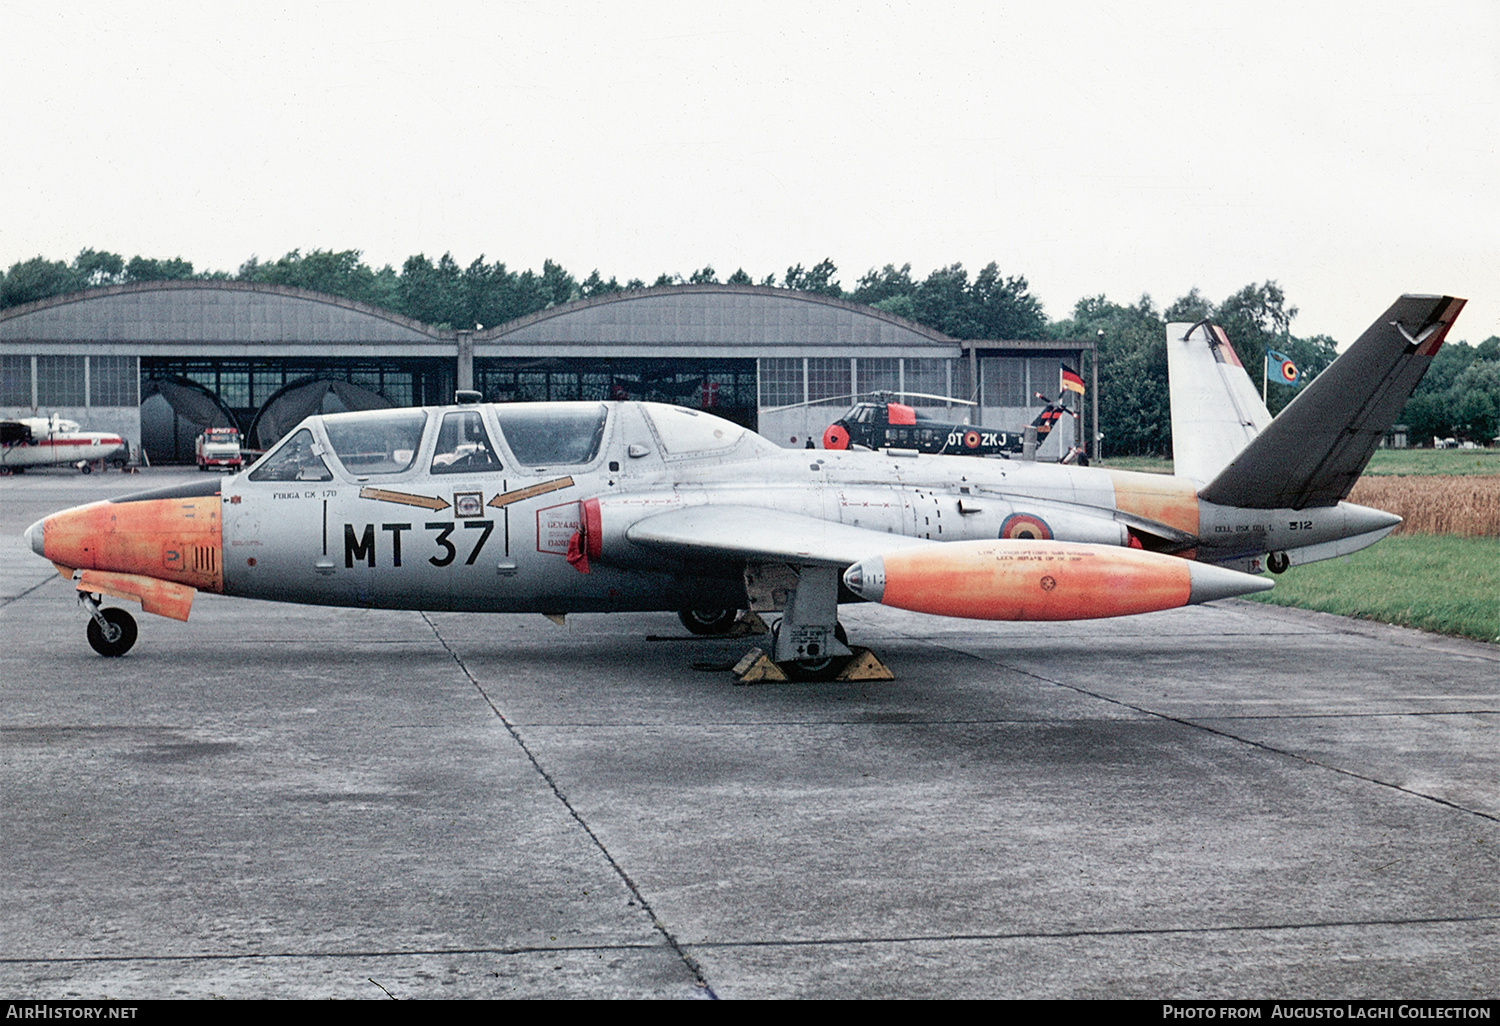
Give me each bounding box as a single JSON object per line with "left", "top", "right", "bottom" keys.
{"left": 359, "top": 487, "right": 451, "bottom": 511}
{"left": 487, "top": 476, "right": 575, "bottom": 509}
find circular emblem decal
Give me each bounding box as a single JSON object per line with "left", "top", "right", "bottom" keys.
{"left": 1039, "top": 575, "right": 1056, "bottom": 591}
{"left": 1000, "top": 513, "right": 1053, "bottom": 540}
{"left": 1278, "top": 358, "right": 1299, "bottom": 384}
{"left": 963, "top": 430, "right": 981, "bottom": 449}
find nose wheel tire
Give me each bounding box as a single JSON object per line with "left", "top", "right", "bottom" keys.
{"left": 1267, "top": 551, "right": 1291, "bottom": 574}
{"left": 678, "top": 609, "right": 740, "bottom": 636}
{"left": 87, "top": 607, "right": 138, "bottom": 657}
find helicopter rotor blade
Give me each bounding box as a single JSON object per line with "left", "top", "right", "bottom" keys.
{"left": 761, "top": 389, "right": 978, "bottom": 414}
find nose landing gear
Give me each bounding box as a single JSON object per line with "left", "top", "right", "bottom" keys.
{"left": 80, "top": 592, "right": 138, "bottom": 656}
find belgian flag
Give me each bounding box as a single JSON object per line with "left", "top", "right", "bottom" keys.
{"left": 1267, "top": 348, "right": 1301, "bottom": 387}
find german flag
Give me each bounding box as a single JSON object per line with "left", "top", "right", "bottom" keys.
{"left": 1060, "top": 364, "right": 1085, "bottom": 395}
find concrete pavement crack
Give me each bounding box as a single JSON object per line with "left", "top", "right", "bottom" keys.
{"left": 888, "top": 625, "right": 1500, "bottom": 826}
{"left": 420, "top": 612, "right": 719, "bottom": 999}
{"left": 0, "top": 575, "right": 59, "bottom": 609}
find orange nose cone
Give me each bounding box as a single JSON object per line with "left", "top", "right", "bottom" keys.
{"left": 823, "top": 423, "right": 850, "bottom": 450}
{"left": 38, "top": 495, "right": 224, "bottom": 594}
{"left": 850, "top": 540, "right": 1202, "bottom": 621}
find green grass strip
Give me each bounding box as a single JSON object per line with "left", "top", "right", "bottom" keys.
{"left": 1248, "top": 534, "right": 1500, "bottom": 644}
{"left": 1362, "top": 449, "right": 1500, "bottom": 476}
{"left": 1097, "top": 449, "right": 1500, "bottom": 476}
{"left": 1081, "top": 454, "right": 1500, "bottom": 641}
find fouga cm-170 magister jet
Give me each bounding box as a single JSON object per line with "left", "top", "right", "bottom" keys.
{"left": 25, "top": 295, "right": 1463, "bottom": 680}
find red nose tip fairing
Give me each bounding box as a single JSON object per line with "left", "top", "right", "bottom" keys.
{"left": 29, "top": 483, "right": 224, "bottom": 621}
{"left": 822, "top": 423, "right": 850, "bottom": 449}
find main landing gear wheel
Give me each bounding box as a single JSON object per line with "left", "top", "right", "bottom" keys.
{"left": 771, "top": 621, "right": 850, "bottom": 682}
{"left": 678, "top": 608, "right": 740, "bottom": 635}
{"left": 1267, "top": 551, "right": 1291, "bottom": 574}
{"left": 86, "top": 607, "right": 138, "bottom": 657}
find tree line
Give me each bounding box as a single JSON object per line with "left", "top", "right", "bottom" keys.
{"left": 3, "top": 249, "right": 1496, "bottom": 454}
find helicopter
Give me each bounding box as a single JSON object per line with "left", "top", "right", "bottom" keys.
{"left": 819, "top": 364, "right": 1088, "bottom": 462}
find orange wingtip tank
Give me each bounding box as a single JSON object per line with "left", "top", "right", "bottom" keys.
{"left": 843, "top": 540, "right": 1272, "bottom": 621}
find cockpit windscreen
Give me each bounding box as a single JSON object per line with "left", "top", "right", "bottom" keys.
{"left": 248, "top": 428, "right": 333, "bottom": 482}
{"left": 321, "top": 409, "right": 427, "bottom": 475}
{"left": 431, "top": 410, "right": 502, "bottom": 474}
{"left": 492, "top": 404, "right": 607, "bottom": 465}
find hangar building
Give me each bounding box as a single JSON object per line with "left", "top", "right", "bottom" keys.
{"left": 0, "top": 280, "right": 1095, "bottom": 463}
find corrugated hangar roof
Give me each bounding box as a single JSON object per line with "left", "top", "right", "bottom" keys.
{"left": 0, "top": 278, "right": 1104, "bottom": 373}
{"left": 2, "top": 280, "right": 958, "bottom": 354}
{"left": 476, "top": 283, "right": 958, "bottom": 357}
{"left": 0, "top": 280, "right": 444, "bottom": 347}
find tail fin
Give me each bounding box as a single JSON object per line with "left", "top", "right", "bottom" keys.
{"left": 1194, "top": 295, "right": 1465, "bottom": 510}
{"left": 1167, "top": 320, "right": 1273, "bottom": 486}
{"left": 1029, "top": 397, "right": 1069, "bottom": 442}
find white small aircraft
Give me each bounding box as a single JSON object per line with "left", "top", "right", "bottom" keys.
{"left": 25, "top": 295, "right": 1463, "bottom": 677}
{"left": 1, "top": 415, "right": 128, "bottom": 475}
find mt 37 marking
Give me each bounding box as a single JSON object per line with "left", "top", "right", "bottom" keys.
{"left": 344, "top": 521, "right": 495, "bottom": 568}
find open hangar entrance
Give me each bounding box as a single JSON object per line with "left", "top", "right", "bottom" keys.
{"left": 472, "top": 356, "right": 759, "bottom": 430}
{"left": 139, "top": 357, "right": 451, "bottom": 460}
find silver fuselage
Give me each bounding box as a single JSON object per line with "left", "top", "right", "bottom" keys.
{"left": 215, "top": 401, "right": 1393, "bottom": 613}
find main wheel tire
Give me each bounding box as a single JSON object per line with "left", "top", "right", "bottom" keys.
{"left": 678, "top": 609, "right": 739, "bottom": 636}
{"left": 86, "top": 607, "right": 138, "bottom": 657}
{"left": 1267, "top": 551, "right": 1291, "bottom": 574}
{"left": 772, "top": 621, "right": 850, "bottom": 681}
{"left": 80, "top": 463, "right": 92, "bottom": 474}
{"left": 782, "top": 655, "right": 851, "bottom": 682}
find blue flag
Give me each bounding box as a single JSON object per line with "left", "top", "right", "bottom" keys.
{"left": 1267, "top": 348, "right": 1301, "bottom": 387}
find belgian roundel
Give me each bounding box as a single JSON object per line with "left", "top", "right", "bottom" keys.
{"left": 1000, "top": 513, "right": 1052, "bottom": 540}
{"left": 1276, "top": 357, "right": 1299, "bottom": 384}
{"left": 963, "top": 430, "right": 981, "bottom": 449}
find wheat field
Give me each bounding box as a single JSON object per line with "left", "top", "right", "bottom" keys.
{"left": 1347, "top": 475, "right": 1500, "bottom": 536}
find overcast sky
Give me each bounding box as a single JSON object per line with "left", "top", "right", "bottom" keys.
{"left": 3, "top": 1, "right": 1496, "bottom": 344}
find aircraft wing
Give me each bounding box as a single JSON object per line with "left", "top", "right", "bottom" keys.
{"left": 625, "top": 505, "right": 936, "bottom": 567}
{"left": 1200, "top": 295, "right": 1466, "bottom": 510}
